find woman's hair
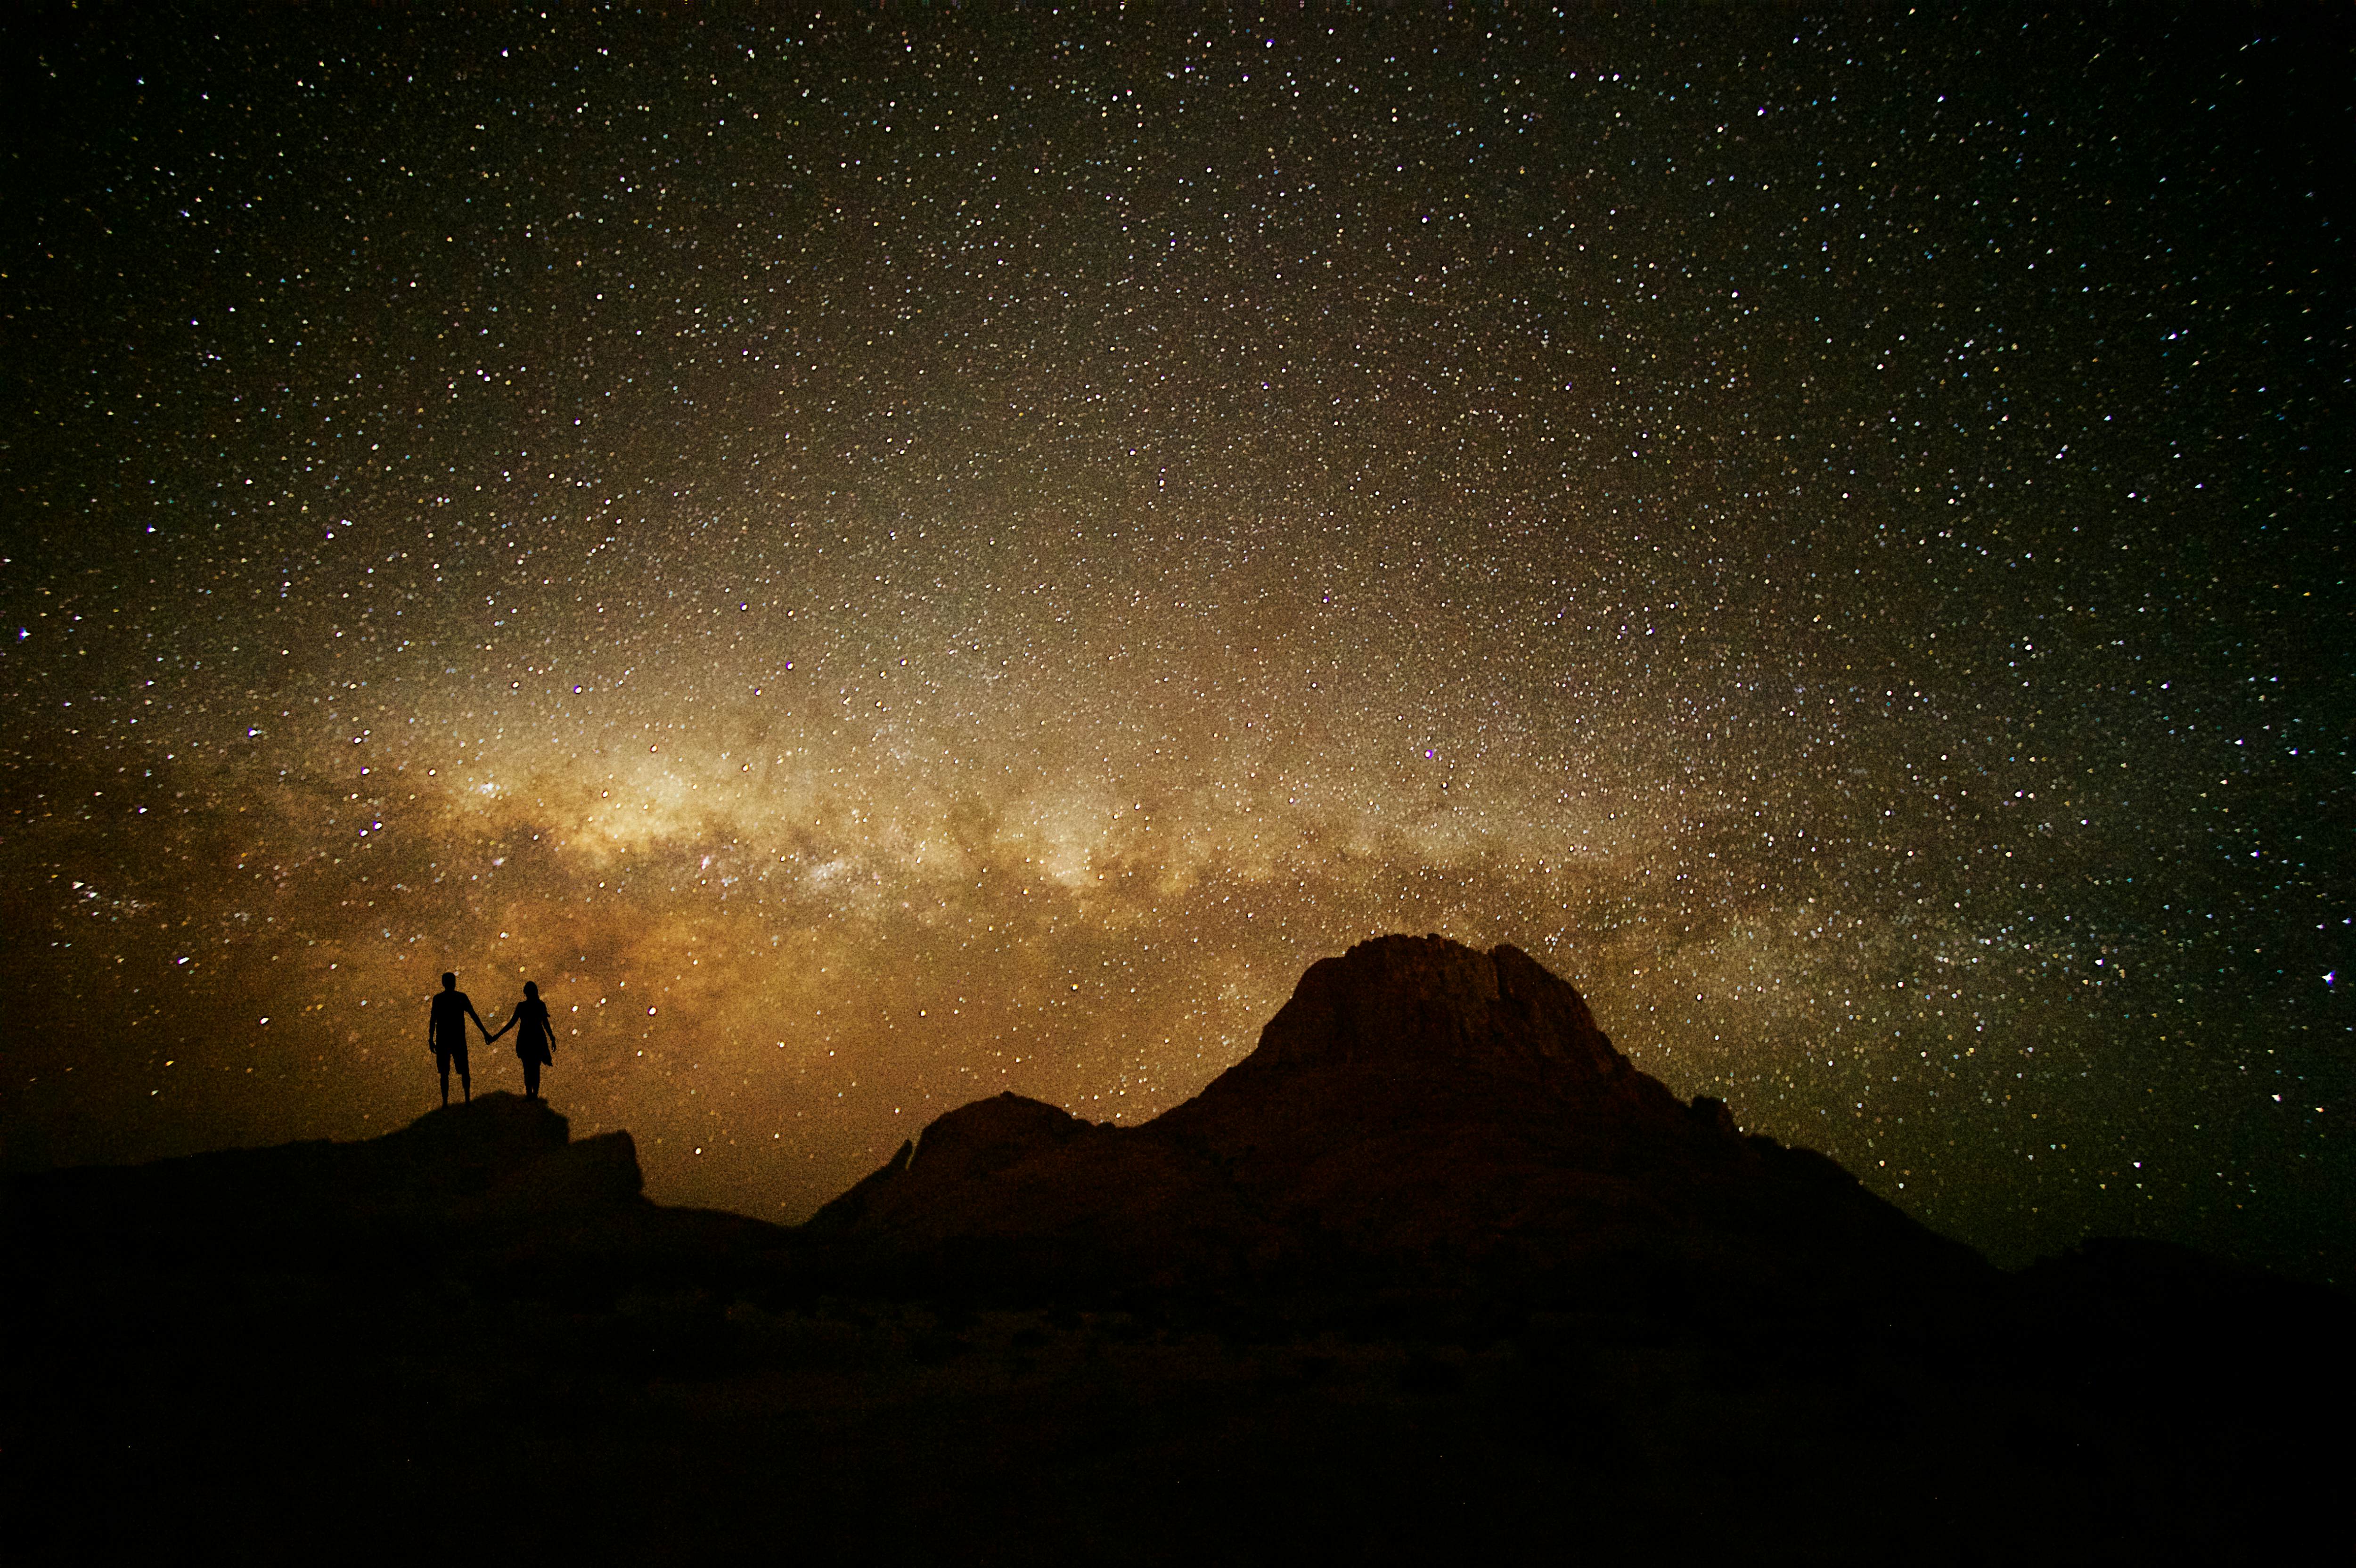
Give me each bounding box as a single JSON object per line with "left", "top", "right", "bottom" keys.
{"left": 524, "top": 980, "right": 540, "bottom": 999}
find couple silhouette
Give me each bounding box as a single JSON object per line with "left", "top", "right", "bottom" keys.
{"left": 428, "top": 972, "right": 557, "bottom": 1105}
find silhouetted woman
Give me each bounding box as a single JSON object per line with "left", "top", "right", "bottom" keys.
{"left": 489, "top": 980, "right": 556, "bottom": 1101}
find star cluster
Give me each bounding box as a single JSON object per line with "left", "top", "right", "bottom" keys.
{"left": 3, "top": 8, "right": 2346, "bottom": 1277}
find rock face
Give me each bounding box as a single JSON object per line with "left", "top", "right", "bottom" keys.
{"left": 813, "top": 935, "right": 1987, "bottom": 1298}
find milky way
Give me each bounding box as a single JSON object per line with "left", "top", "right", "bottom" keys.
{"left": 4, "top": 8, "right": 2347, "bottom": 1278}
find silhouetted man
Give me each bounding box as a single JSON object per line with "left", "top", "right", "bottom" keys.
{"left": 427, "top": 972, "right": 490, "bottom": 1105}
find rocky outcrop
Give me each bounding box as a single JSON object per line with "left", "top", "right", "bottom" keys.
{"left": 5, "top": 1093, "right": 644, "bottom": 1265}
{"left": 814, "top": 935, "right": 1989, "bottom": 1300}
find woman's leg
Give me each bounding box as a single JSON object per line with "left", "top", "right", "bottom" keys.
{"left": 523, "top": 1056, "right": 540, "bottom": 1099}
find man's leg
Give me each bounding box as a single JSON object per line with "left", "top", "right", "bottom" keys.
{"left": 438, "top": 1056, "right": 450, "bottom": 1105}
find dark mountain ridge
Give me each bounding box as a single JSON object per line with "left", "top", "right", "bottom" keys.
{"left": 810, "top": 935, "right": 1984, "bottom": 1306}
{"left": 7, "top": 936, "right": 2348, "bottom": 1563}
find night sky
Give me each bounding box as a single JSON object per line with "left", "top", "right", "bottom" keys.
{"left": 4, "top": 7, "right": 2347, "bottom": 1280}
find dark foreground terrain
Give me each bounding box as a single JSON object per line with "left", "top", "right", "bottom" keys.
{"left": 8, "top": 939, "right": 2348, "bottom": 1563}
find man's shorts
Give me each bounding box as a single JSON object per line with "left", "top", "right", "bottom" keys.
{"left": 434, "top": 1042, "right": 470, "bottom": 1074}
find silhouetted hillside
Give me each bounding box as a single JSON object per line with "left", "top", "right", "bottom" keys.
{"left": 811, "top": 936, "right": 1987, "bottom": 1307}
{"left": 4, "top": 1091, "right": 787, "bottom": 1286}
{"left": 5, "top": 940, "right": 2348, "bottom": 1563}
{"left": 12, "top": 1094, "right": 623, "bottom": 1240}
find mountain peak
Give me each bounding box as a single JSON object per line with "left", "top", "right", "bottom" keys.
{"left": 1244, "top": 934, "right": 1625, "bottom": 1081}
{"left": 815, "top": 934, "right": 1987, "bottom": 1298}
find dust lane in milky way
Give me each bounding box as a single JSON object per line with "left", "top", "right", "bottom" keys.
{"left": 2, "top": 8, "right": 2346, "bottom": 1278}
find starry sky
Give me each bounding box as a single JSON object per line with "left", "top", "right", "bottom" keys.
{"left": 3, "top": 7, "right": 2348, "bottom": 1280}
